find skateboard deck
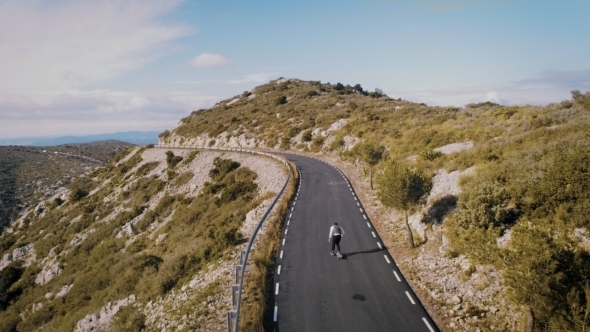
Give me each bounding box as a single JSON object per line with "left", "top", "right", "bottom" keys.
{"left": 336, "top": 253, "right": 344, "bottom": 259}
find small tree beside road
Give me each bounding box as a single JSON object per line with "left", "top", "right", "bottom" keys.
{"left": 376, "top": 160, "right": 432, "bottom": 248}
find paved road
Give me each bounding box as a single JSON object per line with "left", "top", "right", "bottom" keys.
{"left": 267, "top": 154, "right": 438, "bottom": 332}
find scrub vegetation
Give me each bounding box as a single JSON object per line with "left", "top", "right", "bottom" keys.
{"left": 0, "top": 146, "right": 266, "bottom": 331}
{"left": 167, "top": 78, "right": 590, "bottom": 331}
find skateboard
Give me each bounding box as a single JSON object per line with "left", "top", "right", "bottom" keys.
{"left": 336, "top": 253, "right": 344, "bottom": 260}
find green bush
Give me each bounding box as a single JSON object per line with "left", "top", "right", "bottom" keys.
{"left": 301, "top": 130, "right": 312, "bottom": 142}
{"left": 165, "top": 151, "right": 183, "bottom": 169}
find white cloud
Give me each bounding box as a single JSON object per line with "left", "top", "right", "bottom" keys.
{"left": 485, "top": 91, "right": 500, "bottom": 103}
{"left": 189, "top": 53, "right": 232, "bottom": 69}
{"left": 0, "top": 0, "right": 188, "bottom": 93}
{"left": 0, "top": 90, "right": 220, "bottom": 138}
{"left": 226, "top": 73, "right": 275, "bottom": 85}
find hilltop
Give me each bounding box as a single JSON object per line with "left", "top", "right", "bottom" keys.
{"left": 161, "top": 78, "right": 590, "bottom": 331}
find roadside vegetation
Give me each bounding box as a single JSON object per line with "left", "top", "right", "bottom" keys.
{"left": 168, "top": 78, "right": 590, "bottom": 331}
{"left": 0, "top": 146, "right": 268, "bottom": 331}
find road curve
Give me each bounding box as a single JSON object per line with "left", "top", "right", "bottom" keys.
{"left": 266, "top": 153, "right": 438, "bottom": 332}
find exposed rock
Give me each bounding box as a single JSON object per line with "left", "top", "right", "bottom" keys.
{"left": 75, "top": 295, "right": 136, "bottom": 332}
{"left": 56, "top": 284, "right": 73, "bottom": 297}
{"left": 35, "top": 248, "right": 62, "bottom": 285}
{"left": 434, "top": 141, "right": 474, "bottom": 155}
{"left": 0, "top": 244, "right": 36, "bottom": 271}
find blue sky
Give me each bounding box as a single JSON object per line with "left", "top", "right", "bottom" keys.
{"left": 1, "top": 0, "right": 589, "bottom": 138}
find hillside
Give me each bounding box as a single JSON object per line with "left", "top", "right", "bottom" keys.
{"left": 0, "top": 146, "right": 289, "bottom": 331}
{"left": 0, "top": 141, "right": 133, "bottom": 232}
{"left": 162, "top": 78, "right": 590, "bottom": 331}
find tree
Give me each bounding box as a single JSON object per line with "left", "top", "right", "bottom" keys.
{"left": 359, "top": 142, "right": 385, "bottom": 189}
{"left": 330, "top": 136, "right": 345, "bottom": 160}
{"left": 376, "top": 161, "right": 432, "bottom": 248}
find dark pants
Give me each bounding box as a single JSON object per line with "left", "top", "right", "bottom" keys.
{"left": 331, "top": 235, "right": 342, "bottom": 253}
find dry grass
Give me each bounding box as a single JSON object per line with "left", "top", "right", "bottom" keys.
{"left": 239, "top": 159, "right": 297, "bottom": 332}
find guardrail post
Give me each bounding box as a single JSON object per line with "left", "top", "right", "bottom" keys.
{"left": 227, "top": 310, "right": 237, "bottom": 332}
{"left": 232, "top": 284, "right": 240, "bottom": 306}
{"left": 235, "top": 265, "right": 243, "bottom": 284}
{"left": 240, "top": 250, "right": 246, "bottom": 265}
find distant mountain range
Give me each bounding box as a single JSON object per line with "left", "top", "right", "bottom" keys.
{"left": 0, "top": 131, "right": 160, "bottom": 146}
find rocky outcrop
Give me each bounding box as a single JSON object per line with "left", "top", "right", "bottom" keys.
{"left": 0, "top": 244, "right": 36, "bottom": 271}
{"left": 35, "top": 248, "right": 62, "bottom": 285}
{"left": 75, "top": 295, "right": 136, "bottom": 332}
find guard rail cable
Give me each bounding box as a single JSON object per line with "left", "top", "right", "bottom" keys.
{"left": 155, "top": 144, "right": 292, "bottom": 332}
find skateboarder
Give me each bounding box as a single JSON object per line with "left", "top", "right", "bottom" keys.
{"left": 329, "top": 222, "right": 345, "bottom": 256}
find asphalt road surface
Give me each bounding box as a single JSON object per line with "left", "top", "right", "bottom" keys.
{"left": 267, "top": 154, "right": 439, "bottom": 332}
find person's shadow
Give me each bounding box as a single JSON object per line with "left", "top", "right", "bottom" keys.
{"left": 344, "top": 247, "right": 385, "bottom": 257}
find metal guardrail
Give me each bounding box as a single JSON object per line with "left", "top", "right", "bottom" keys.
{"left": 155, "top": 144, "right": 292, "bottom": 332}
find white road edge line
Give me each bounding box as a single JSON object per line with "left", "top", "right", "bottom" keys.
{"left": 287, "top": 220, "right": 290, "bottom": 225}
{"left": 406, "top": 291, "right": 416, "bottom": 304}
{"left": 372, "top": 231, "right": 376, "bottom": 238}
{"left": 280, "top": 251, "right": 283, "bottom": 259}
{"left": 289, "top": 213, "right": 292, "bottom": 218}
{"left": 384, "top": 255, "right": 390, "bottom": 264}
{"left": 363, "top": 215, "right": 367, "bottom": 219}
{"left": 367, "top": 222, "right": 371, "bottom": 228}
{"left": 377, "top": 242, "right": 382, "bottom": 249}
{"left": 422, "top": 318, "right": 435, "bottom": 332}
{"left": 357, "top": 202, "right": 360, "bottom": 206}
{"left": 274, "top": 306, "right": 278, "bottom": 321}
{"left": 393, "top": 271, "right": 401, "bottom": 281}
{"left": 359, "top": 208, "right": 363, "bottom": 212}
{"left": 285, "top": 228, "right": 288, "bottom": 235}
{"left": 275, "top": 283, "right": 279, "bottom": 295}
{"left": 278, "top": 265, "right": 281, "bottom": 275}
{"left": 354, "top": 197, "right": 357, "bottom": 201}
{"left": 282, "top": 239, "right": 285, "bottom": 246}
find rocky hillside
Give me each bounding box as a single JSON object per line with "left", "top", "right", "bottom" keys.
{"left": 0, "top": 146, "right": 288, "bottom": 331}
{"left": 163, "top": 78, "right": 590, "bottom": 331}
{"left": 0, "top": 141, "right": 133, "bottom": 232}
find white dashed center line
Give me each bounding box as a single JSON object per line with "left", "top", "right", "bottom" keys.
{"left": 354, "top": 197, "right": 357, "bottom": 201}
{"left": 422, "top": 318, "right": 435, "bottom": 332}
{"left": 363, "top": 215, "right": 366, "bottom": 220}
{"left": 280, "top": 251, "right": 283, "bottom": 259}
{"left": 277, "top": 265, "right": 281, "bottom": 275}
{"left": 372, "top": 231, "right": 376, "bottom": 238}
{"left": 359, "top": 208, "right": 363, "bottom": 213}
{"left": 405, "top": 291, "right": 416, "bottom": 304}
{"left": 282, "top": 239, "right": 285, "bottom": 246}
{"left": 384, "top": 255, "right": 390, "bottom": 264}
{"left": 367, "top": 222, "right": 371, "bottom": 228}
{"left": 275, "top": 283, "right": 280, "bottom": 295}
{"left": 393, "top": 271, "right": 401, "bottom": 281}
{"left": 285, "top": 228, "right": 288, "bottom": 235}
{"left": 377, "top": 242, "right": 382, "bottom": 249}
{"left": 274, "top": 306, "right": 278, "bottom": 321}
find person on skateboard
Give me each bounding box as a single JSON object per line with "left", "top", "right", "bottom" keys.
{"left": 329, "top": 222, "right": 345, "bottom": 256}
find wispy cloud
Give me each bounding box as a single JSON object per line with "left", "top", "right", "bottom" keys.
{"left": 0, "top": 0, "right": 194, "bottom": 138}
{"left": 0, "top": 90, "right": 220, "bottom": 138}
{"left": 189, "top": 53, "right": 232, "bottom": 69}
{"left": 0, "top": 0, "right": 188, "bottom": 93}
{"left": 226, "top": 73, "right": 275, "bottom": 85}
{"left": 388, "top": 68, "right": 590, "bottom": 106}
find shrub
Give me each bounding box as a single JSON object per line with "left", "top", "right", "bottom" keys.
{"left": 209, "top": 157, "right": 240, "bottom": 181}
{"left": 165, "top": 151, "right": 183, "bottom": 169}
{"left": 276, "top": 96, "right": 287, "bottom": 105}
{"left": 112, "top": 306, "right": 146, "bottom": 332}
{"left": 301, "top": 130, "right": 312, "bottom": 142}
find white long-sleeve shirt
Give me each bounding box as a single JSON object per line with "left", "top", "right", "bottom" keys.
{"left": 329, "top": 225, "right": 345, "bottom": 238}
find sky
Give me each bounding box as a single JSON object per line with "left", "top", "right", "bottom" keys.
{"left": 1, "top": 0, "right": 589, "bottom": 139}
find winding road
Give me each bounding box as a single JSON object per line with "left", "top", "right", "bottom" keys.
{"left": 267, "top": 153, "right": 438, "bottom": 332}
